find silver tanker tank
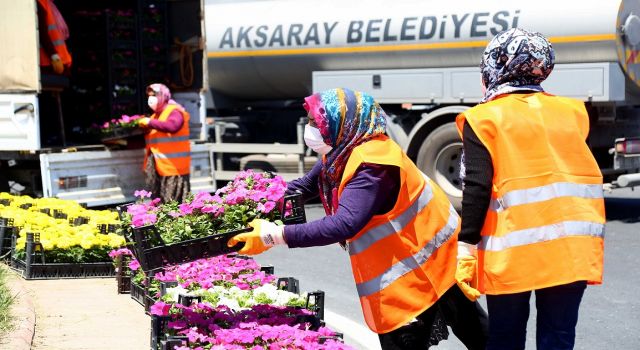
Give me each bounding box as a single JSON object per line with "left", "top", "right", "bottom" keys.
{"left": 205, "top": 0, "right": 640, "bottom": 101}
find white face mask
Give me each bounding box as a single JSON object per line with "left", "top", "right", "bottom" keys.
{"left": 147, "top": 96, "right": 158, "bottom": 111}
{"left": 304, "top": 124, "right": 333, "bottom": 155}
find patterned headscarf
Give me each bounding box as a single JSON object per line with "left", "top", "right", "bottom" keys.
{"left": 304, "top": 88, "right": 387, "bottom": 215}
{"left": 147, "top": 83, "right": 182, "bottom": 113}
{"left": 480, "top": 28, "right": 555, "bottom": 103}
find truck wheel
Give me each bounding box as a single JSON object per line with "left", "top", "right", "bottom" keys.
{"left": 416, "top": 123, "right": 463, "bottom": 210}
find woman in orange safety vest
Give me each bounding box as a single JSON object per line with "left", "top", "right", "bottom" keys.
{"left": 456, "top": 28, "right": 605, "bottom": 350}
{"left": 137, "top": 83, "right": 191, "bottom": 203}
{"left": 37, "top": 0, "right": 72, "bottom": 74}
{"left": 229, "top": 88, "right": 488, "bottom": 349}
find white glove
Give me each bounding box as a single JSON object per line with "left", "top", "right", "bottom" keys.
{"left": 251, "top": 219, "right": 286, "bottom": 247}
{"left": 457, "top": 241, "right": 477, "bottom": 260}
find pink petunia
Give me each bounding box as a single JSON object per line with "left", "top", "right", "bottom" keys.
{"left": 128, "top": 259, "right": 140, "bottom": 271}
{"left": 257, "top": 201, "right": 276, "bottom": 214}
{"left": 149, "top": 301, "right": 171, "bottom": 316}
{"left": 179, "top": 203, "right": 194, "bottom": 215}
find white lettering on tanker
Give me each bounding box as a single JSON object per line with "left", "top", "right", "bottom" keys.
{"left": 217, "top": 11, "right": 520, "bottom": 50}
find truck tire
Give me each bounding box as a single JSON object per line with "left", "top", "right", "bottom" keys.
{"left": 415, "top": 122, "right": 463, "bottom": 210}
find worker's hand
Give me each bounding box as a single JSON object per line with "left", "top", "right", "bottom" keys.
{"left": 137, "top": 117, "right": 151, "bottom": 127}
{"left": 51, "top": 54, "right": 64, "bottom": 74}
{"left": 455, "top": 255, "right": 481, "bottom": 302}
{"left": 457, "top": 241, "right": 477, "bottom": 261}
{"left": 227, "top": 219, "right": 286, "bottom": 255}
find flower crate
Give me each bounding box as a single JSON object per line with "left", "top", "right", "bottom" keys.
{"left": 100, "top": 128, "right": 145, "bottom": 150}
{"left": 12, "top": 259, "right": 115, "bottom": 280}
{"left": 149, "top": 289, "right": 328, "bottom": 350}
{"left": 130, "top": 226, "right": 254, "bottom": 272}
{"left": 10, "top": 233, "right": 115, "bottom": 280}
{"left": 115, "top": 257, "right": 131, "bottom": 294}
{"left": 119, "top": 193, "right": 306, "bottom": 272}
{"left": 0, "top": 218, "right": 14, "bottom": 258}
{"left": 130, "top": 281, "right": 146, "bottom": 307}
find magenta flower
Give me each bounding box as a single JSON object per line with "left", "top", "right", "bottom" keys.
{"left": 131, "top": 213, "right": 157, "bottom": 227}
{"left": 149, "top": 301, "right": 171, "bottom": 316}
{"left": 128, "top": 259, "right": 140, "bottom": 271}
{"left": 257, "top": 201, "right": 276, "bottom": 214}
{"left": 108, "top": 247, "right": 132, "bottom": 259}
{"left": 179, "top": 203, "right": 194, "bottom": 215}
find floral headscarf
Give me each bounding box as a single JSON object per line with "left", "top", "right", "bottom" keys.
{"left": 304, "top": 88, "right": 387, "bottom": 215}
{"left": 480, "top": 28, "right": 555, "bottom": 103}
{"left": 147, "top": 83, "right": 182, "bottom": 113}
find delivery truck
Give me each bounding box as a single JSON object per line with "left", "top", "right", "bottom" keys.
{"left": 0, "top": 0, "right": 211, "bottom": 207}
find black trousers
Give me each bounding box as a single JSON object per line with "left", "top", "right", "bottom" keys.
{"left": 378, "top": 285, "right": 488, "bottom": 350}
{"left": 485, "top": 281, "right": 587, "bottom": 350}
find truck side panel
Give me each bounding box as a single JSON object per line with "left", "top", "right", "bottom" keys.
{"left": 39, "top": 144, "right": 215, "bottom": 207}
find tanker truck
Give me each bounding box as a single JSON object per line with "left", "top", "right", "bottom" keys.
{"left": 0, "top": 0, "right": 211, "bottom": 207}
{"left": 204, "top": 0, "right": 640, "bottom": 207}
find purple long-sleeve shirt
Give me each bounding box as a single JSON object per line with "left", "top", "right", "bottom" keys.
{"left": 283, "top": 160, "right": 400, "bottom": 248}
{"left": 148, "top": 109, "right": 184, "bottom": 133}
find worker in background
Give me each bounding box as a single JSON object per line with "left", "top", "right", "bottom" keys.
{"left": 137, "top": 83, "right": 191, "bottom": 203}
{"left": 37, "top": 0, "right": 71, "bottom": 74}
{"left": 456, "top": 28, "right": 605, "bottom": 350}
{"left": 229, "top": 88, "right": 488, "bottom": 350}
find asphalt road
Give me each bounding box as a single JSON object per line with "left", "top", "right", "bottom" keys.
{"left": 255, "top": 189, "right": 640, "bottom": 350}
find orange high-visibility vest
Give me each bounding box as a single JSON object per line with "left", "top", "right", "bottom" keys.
{"left": 340, "top": 136, "right": 459, "bottom": 333}
{"left": 144, "top": 104, "right": 191, "bottom": 176}
{"left": 456, "top": 92, "right": 605, "bottom": 295}
{"left": 37, "top": 0, "right": 72, "bottom": 67}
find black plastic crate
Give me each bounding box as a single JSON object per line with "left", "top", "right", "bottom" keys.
{"left": 10, "top": 232, "right": 115, "bottom": 280}
{"left": 131, "top": 227, "right": 252, "bottom": 272}
{"left": 116, "top": 257, "right": 131, "bottom": 294}
{"left": 0, "top": 218, "right": 14, "bottom": 257}
{"left": 130, "top": 281, "right": 146, "bottom": 307}
{"left": 12, "top": 258, "right": 115, "bottom": 280}
{"left": 121, "top": 193, "right": 306, "bottom": 272}
{"left": 149, "top": 288, "right": 326, "bottom": 349}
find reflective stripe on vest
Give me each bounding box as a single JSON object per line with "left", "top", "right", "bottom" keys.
{"left": 153, "top": 151, "right": 191, "bottom": 159}
{"left": 146, "top": 135, "right": 190, "bottom": 144}
{"left": 355, "top": 204, "right": 458, "bottom": 297}
{"left": 349, "top": 176, "right": 434, "bottom": 255}
{"left": 490, "top": 182, "right": 603, "bottom": 212}
{"left": 480, "top": 220, "right": 605, "bottom": 251}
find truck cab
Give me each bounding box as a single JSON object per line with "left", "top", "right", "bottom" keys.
{"left": 0, "top": 0, "right": 209, "bottom": 207}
